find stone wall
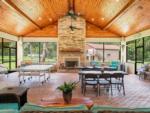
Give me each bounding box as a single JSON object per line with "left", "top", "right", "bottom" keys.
{"left": 58, "top": 16, "right": 86, "bottom": 66}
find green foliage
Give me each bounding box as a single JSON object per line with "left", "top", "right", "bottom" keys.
{"left": 127, "top": 41, "right": 135, "bottom": 61}
{"left": 67, "top": 10, "right": 77, "bottom": 20}
{"left": 23, "top": 42, "right": 57, "bottom": 62}
{"left": 57, "top": 81, "right": 77, "bottom": 94}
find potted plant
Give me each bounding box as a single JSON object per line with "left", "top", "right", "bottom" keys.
{"left": 57, "top": 81, "right": 77, "bottom": 104}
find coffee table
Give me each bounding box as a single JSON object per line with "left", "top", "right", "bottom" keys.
{"left": 0, "top": 87, "right": 28, "bottom": 107}
{"left": 37, "top": 97, "right": 94, "bottom": 109}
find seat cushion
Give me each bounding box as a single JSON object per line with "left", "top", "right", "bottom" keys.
{"left": 21, "top": 111, "right": 91, "bottom": 113}
{"left": 91, "top": 105, "right": 150, "bottom": 113}
{"left": 0, "top": 110, "right": 18, "bottom": 113}
{"left": 91, "top": 106, "right": 127, "bottom": 113}
{"left": 0, "top": 103, "right": 18, "bottom": 110}
{"left": 20, "top": 103, "right": 88, "bottom": 112}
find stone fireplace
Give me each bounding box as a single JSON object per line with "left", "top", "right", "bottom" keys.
{"left": 58, "top": 16, "right": 86, "bottom": 68}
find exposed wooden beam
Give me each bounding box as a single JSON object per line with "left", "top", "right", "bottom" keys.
{"left": 103, "top": 0, "right": 138, "bottom": 30}
{"left": 2, "top": 0, "right": 41, "bottom": 29}
{"left": 68, "top": 0, "right": 74, "bottom": 10}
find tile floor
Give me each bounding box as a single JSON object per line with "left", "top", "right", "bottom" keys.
{"left": 0, "top": 72, "right": 150, "bottom": 108}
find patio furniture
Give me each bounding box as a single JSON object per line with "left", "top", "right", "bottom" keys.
{"left": 137, "top": 64, "right": 150, "bottom": 80}
{"left": 17, "top": 64, "right": 53, "bottom": 84}
{"left": 21, "top": 111, "right": 92, "bottom": 113}
{"left": 110, "top": 72, "right": 125, "bottom": 96}
{"left": 109, "top": 61, "right": 120, "bottom": 70}
{"left": 0, "top": 110, "right": 18, "bottom": 113}
{"left": 0, "top": 87, "right": 28, "bottom": 108}
{"left": 144, "top": 64, "right": 150, "bottom": 79}
{"left": 91, "top": 105, "right": 150, "bottom": 113}
{"left": 0, "top": 93, "right": 19, "bottom": 110}
{"left": 90, "top": 61, "right": 101, "bottom": 67}
{"left": 20, "top": 103, "right": 90, "bottom": 113}
{"left": 83, "top": 74, "right": 99, "bottom": 96}
{"left": 79, "top": 71, "right": 126, "bottom": 96}
{"left": 99, "top": 73, "right": 112, "bottom": 96}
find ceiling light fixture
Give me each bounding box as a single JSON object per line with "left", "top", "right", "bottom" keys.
{"left": 49, "top": 18, "right": 52, "bottom": 22}
{"left": 38, "top": 17, "right": 42, "bottom": 20}
{"left": 123, "top": 24, "right": 129, "bottom": 33}
{"left": 101, "top": 17, "right": 105, "bottom": 21}
{"left": 91, "top": 18, "right": 95, "bottom": 22}
{"left": 77, "top": 12, "right": 81, "bottom": 16}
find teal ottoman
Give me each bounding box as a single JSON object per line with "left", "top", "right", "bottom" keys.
{"left": 0, "top": 103, "right": 19, "bottom": 110}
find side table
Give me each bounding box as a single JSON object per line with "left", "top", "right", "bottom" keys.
{"left": 0, "top": 87, "right": 28, "bottom": 108}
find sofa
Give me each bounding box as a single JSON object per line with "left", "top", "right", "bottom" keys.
{"left": 19, "top": 104, "right": 150, "bottom": 113}
{"left": 91, "top": 105, "right": 150, "bottom": 113}
{"left": 1, "top": 103, "right": 150, "bottom": 113}
{"left": 20, "top": 103, "right": 90, "bottom": 113}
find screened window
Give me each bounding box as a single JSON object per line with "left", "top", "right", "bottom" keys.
{"left": 23, "top": 42, "right": 40, "bottom": 62}
{"left": 136, "top": 38, "right": 143, "bottom": 47}
{"left": 23, "top": 42, "right": 57, "bottom": 63}
{"left": 126, "top": 36, "right": 150, "bottom": 74}
{"left": 127, "top": 41, "right": 135, "bottom": 62}
{"left": 0, "top": 38, "right": 17, "bottom": 70}
{"left": 104, "top": 42, "right": 120, "bottom": 62}
{"left": 144, "top": 36, "right": 150, "bottom": 63}
{"left": 39, "top": 42, "right": 57, "bottom": 63}
{"left": 86, "top": 42, "right": 120, "bottom": 63}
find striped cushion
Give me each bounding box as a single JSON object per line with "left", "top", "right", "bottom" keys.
{"left": 20, "top": 103, "right": 88, "bottom": 112}
{"left": 21, "top": 111, "right": 92, "bottom": 113}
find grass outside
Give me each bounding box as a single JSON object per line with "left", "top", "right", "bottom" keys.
{"left": 3, "top": 62, "right": 16, "bottom": 70}
{"left": 23, "top": 56, "right": 57, "bottom": 63}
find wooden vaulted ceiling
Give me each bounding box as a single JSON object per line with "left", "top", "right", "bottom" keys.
{"left": 0, "top": 0, "right": 150, "bottom": 37}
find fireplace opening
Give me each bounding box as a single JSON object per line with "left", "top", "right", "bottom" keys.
{"left": 65, "top": 61, "right": 78, "bottom": 68}
{"left": 64, "top": 58, "right": 79, "bottom": 68}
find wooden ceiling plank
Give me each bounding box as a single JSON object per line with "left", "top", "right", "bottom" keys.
{"left": 103, "top": 0, "right": 138, "bottom": 30}
{"left": 2, "top": 0, "right": 41, "bottom": 29}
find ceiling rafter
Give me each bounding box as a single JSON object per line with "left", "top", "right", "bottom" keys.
{"left": 68, "top": 0, "right": 74, "bottom": 10}
{"left": 2, "top": 0, "right": 41, "bottom": 29}
{"left": 103, "top": 0, "right": 138, "bottom": 30}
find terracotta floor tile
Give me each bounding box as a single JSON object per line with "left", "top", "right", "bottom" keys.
{"left": 0, "top": 72, "right": 150, "bottom": 108}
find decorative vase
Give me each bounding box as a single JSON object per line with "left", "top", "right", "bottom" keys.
{"left": 63, "top": 92, "right": 72, "bottom": 104}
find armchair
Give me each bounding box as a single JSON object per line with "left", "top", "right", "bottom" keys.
{"left": 137, "top": 64, "right": 150, "bottom": 80}
{"left": 109, "top": 61, "right": 120, "bottom": 70}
